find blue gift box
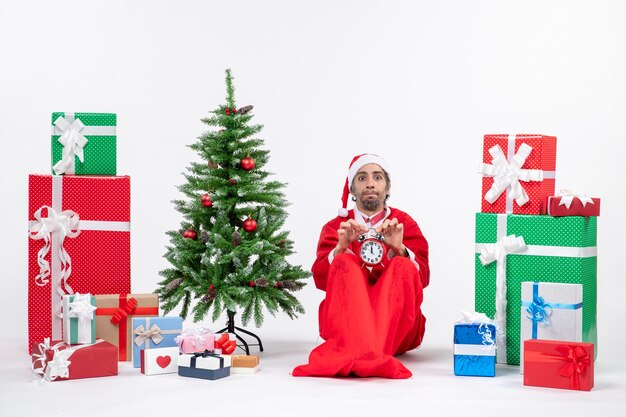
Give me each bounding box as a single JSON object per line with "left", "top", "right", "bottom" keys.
{"left": 131, "top": 316, "right": 183, "bottom": 368}
{"left": 178, "top": 351, "right": 231, "bottom": 380}
{"left": 453, "top": 323, "right": 496, "bottom": 377}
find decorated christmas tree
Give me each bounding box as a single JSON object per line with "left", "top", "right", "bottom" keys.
{"left": 156, "top": 69, "right": 309, "bottom": 329}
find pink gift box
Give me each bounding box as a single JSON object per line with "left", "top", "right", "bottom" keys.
{"left": 176, "top": 329, "right": 215, "bottom": 353}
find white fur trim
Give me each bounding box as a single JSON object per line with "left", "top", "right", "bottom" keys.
{"left": 347, "top": 154, "right": 390, "bottom": 187}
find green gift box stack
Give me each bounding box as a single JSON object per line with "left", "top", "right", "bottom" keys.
{"left": 475, "top": 213, "right": 597, "bottom": 365}
{"left": 475, "top": 133, "right": 598, "bottom": 366}
{"left": 51, "top": 112, "right": 117, "bottom": 175}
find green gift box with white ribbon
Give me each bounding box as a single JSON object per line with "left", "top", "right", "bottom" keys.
{"left": 51, "top": 112, "right": 117, "bottom": 175}
{"left": 63, "top": 293, "right": 97, "bottom": 345}
{"left": 475, "top": 213, "right": 597, "bottom": 365}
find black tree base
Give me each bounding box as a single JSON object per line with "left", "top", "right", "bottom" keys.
{"left": 216, "top": 310, "right": 264, "bottom": 355}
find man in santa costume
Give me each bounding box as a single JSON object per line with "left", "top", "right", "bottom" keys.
{"left": 293, "top": 154, "right": 429, "bottom": 379}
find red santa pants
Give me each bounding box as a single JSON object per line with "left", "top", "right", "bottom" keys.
{"left": 293, "top": 253, "right": 425, "bottom": 379}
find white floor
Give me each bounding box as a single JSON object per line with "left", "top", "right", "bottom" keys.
{"left": 1, "top": 336, "right": 624, "bottom": 417}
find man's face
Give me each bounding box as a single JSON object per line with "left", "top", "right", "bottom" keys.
{"left": 350, "top": 163, "right": 390, "bottom": 214}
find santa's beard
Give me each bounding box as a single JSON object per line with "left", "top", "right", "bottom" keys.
{"left": 358, "top": 194, "right": 384, "bottom": 212}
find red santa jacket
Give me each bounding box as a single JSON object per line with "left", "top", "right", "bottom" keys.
{"left": 312, "top": 207, "right": 430, "bottom": 291}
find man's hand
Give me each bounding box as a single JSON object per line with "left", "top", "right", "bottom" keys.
{"left": 377, "top": 218, "right": 407, "bottom": 257}
{"left": 334, "top": 219, "right": 368, "bottom": 256}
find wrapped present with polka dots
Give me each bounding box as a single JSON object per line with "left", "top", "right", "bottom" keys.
{"left": 28, "top": 174, "right": 131, "bottom": 353}
{"left": 51, "top": 112, "right": 117, "bottom": 175}
{"left": 474, "top": 212, "right": 597, "bottom": 365}
{"left": 478, "top": 134, "right": 556, "bottom": 215}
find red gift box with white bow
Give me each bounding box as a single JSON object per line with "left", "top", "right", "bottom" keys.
{"left": 479, "top": 134, "right": 556, "bottom": 214}
{"left": 31, "top": 338, "right": 118, "bottom": 382}
{"left": 546, "top": 191, "right": 601, "bottom": 217}
{"left": 28, "top": 175, "right": 131, "bottom": 353}
{"left": 523, "top": 339, "right": 594, "bottom": 391}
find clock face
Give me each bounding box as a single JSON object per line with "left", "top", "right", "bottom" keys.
{"left": 360, "top": 240, "right": 384, "bottom": 265}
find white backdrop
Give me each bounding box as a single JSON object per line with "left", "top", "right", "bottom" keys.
{"left": 1, "top": 0, "right": 625, "bottom": 366}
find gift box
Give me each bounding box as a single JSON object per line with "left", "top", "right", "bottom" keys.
{"left": 453, "top": 323, "right": 496, "bottom": 377}
{"left": 175, "top": 328, "right": 215, "bottom": 354}
{"left": 63, "top": 293, "right": 96, "bottom": 344}
{"left": 95, "top": 294, "right": 159, "bottom": 361}
{"left": 214, "top": 333, "right": 237, "bottom": 354}
{"left": 51, "top": 112, "right": 117, "bottom": 175}
{"left": 178, "top": 351, "right": 230, "bottom": 380}
{"left": 140, "top": 346, "right": 179, "bottom": 375}
{"left": 28, "top": 175, "right": 131, "bottom": 353}
{"left": 475, "top": 212, "right": 597, "bottom": 365}
{"left": 31, "top": 338, "right": 118, "bottom": 382}
{"left": 546, "top": 193, "right": 601, "bottom": 217}
{"left": 479, "top": 134, "right": 556, "bottom": 214}
{"left": 228, "top": 355, "right": 260, "bottom": 374}
{"left": 524, "top": 339, "right": 594, "bottom": 391}
{"left": 132, "top": 316, "right": 183, "bottom": 368}
{"left": 520, "top": 282, "right": 583, "bottom": 373}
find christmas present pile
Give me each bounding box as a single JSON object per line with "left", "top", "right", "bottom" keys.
{"left": 473, "top": 133, "right": 599, "bottom": 390}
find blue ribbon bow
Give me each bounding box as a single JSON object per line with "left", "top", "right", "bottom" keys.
{"left": 521, "top": 282, "right": 583, "bottom": 339}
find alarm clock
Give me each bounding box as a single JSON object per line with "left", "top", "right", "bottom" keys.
{"left": 357, "top": 229, "right": 387, "bottom": 266}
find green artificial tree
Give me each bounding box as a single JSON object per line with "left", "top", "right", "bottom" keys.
{"left": 156, "top": 69, "right": 309, "bottom": 345}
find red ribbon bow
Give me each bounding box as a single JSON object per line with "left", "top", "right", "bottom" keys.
{"left": 110, "top": 297, "right": 138, "bottom": 325}
{"left": 555, "top": 344, "right": 590, "bottom": 390}
{"left": 215, "top": 333, "right": 237, "bottom": 354}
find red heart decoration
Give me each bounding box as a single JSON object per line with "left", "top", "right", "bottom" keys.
{"left": 156, "top": 355, "right": 172, "bottom": 369}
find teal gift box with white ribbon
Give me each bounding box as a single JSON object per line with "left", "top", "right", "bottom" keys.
{"left": 51, "top": 112, "right": 117, "bottom": 175}
{"left": 520, "top": 281, "right": 582, "bottom": 373}
{"left": 62, "top": 293, "right": 97, "bottom": 345}
{"left": 475, "top": 212, "right": 597, "bottom": 365}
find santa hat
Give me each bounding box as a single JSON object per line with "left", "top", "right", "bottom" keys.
{"left": 338, "top": 153, "right": 390, "bottom": 217}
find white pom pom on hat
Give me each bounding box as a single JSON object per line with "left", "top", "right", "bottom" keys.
{"left": 338, "top": 153, "right": 390, "bottom": 217}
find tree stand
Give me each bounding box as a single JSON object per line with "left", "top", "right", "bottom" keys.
{"left": 216, "top": 310, "right": 264, "bottom": 355}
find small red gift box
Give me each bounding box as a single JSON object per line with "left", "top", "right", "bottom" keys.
{"left": 27, "top": 175, "right": 131, "bottom": 353}
{"left": 479, "top": 134, "right": 556, "bottom": 214}
{"left": 523, "top": 339, "right": 594, "bottom": 391}
{"left": 546, "top": 193, "right": 601, "bottom": 217}
{"left": 31, "top": 339, "right": 118, "bottom": 381}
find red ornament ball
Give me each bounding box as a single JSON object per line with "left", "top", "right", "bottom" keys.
{"left": 201, "top": 194, "right": 213, "bottom": 207}
{"left": 183, "top": 228, "right": 197, "bottom": 240}
{"left": 242, "top": 217, "right": 257, "bottom": 233}
{"left": 275, "top": 282, "right": 283, "bottom": 288}
{"left": 225, "top": 108, "right": 231, "bottom": 115}
{"left": 248, "top": 280, "right": 256, "bottom": 287}
{"left": 232, "top": 107, "right": 237, "bottom": 113}
{"left": 209, "top": 284, "right": 214, "bottom": 290}
{"left": 240, "top": 156, "right": 255, "bottom": 171}
{"left": 228, "top": 178, "right": 237, "bottom": 185}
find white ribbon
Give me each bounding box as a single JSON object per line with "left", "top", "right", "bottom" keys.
{"left": 478, "top": 234, "right": 527, "bottom": 363}
{"left": 453, "top": 344, "right": 496, "bottom": 356}
{"left": 52, "top": 116, "right": 88, "bottom": 175}
{"left": 31, "top": 338, "right": 73, "bottom": 382}
{"left": 28, "top": 206, "right": 80, "bottom": 294}
{"left": 558, "top": 189, "right": 595, "bottom": 209}
{"left": 32, "top": 338, "right": 104, "bottom": 382}
{"left": 457, "top": 311, "right": 493, "bottom": 325}
{"left": 67, "top": 293, "right": 96, "bottom": 322}
{"left": 65, "top": 293, "right": 96, "bottom": 344}
{"left": 479, "top": 141, "right": 544, "bottom": 211}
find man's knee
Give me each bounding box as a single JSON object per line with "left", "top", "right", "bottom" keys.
{"left": 386, "top": 256, "right": 422, "bottom": 289}
{"left": 328, "top": 253, "right": 363, "bottom": 286}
